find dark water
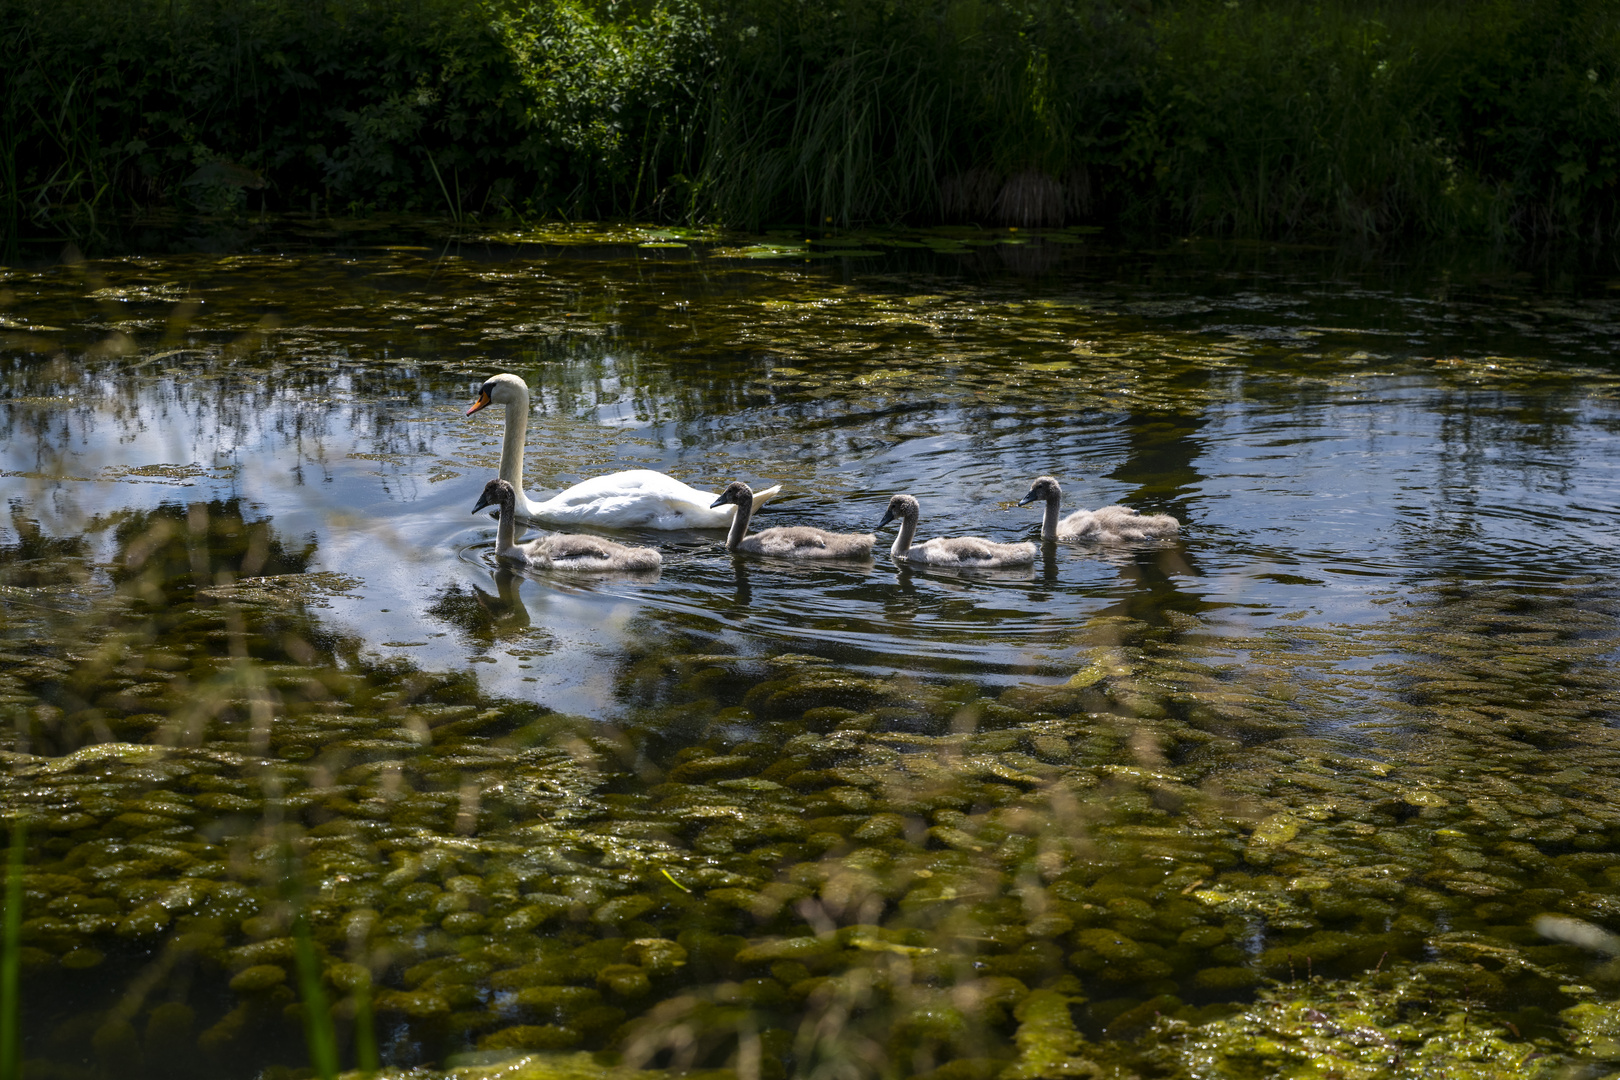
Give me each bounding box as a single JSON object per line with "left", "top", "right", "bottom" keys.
{"left": 2, "top": 222, "right": 1620, "bottom": 1079}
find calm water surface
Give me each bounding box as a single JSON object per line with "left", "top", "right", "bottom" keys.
{"left": 5, "top": 234, "right": 1617, "bottom": 707}
{"left": 2, "top": 224, "right": 1620, "bottom": 1077}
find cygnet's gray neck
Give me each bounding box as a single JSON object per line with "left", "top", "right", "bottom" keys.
{"left": 890, "top": 511, "right": 918, "bottom": 558}
{"left": 724, "top": 492, "right": 754, "bottom": 551}
{"left": 496, "top": 488, "right": 519, "bottom": 554}
{"left": 1042, "top": 494, "right": 1061, "bottom": 541}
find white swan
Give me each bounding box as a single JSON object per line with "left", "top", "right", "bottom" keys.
{"left": 466, "top": 373, "right": 782, "bottom": 529}
{"left": 1018, "top": 476, "right": 1180, "bottom": 541}
{"left": 879, "top": 494, "right": 1037, "bottom": 567}
{"left": 473, "top": 478, "right": 662, "bottom": 571}
{"left": 710, "top": 481, "right": 875, "bottom": 559}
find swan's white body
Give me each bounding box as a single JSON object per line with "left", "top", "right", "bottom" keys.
{"left": 467, "top": 373, "right": 781, "bottom": 529}
{"left": 880, "top": 494, "right": 1037, "bottom": 568}
{"left": 474, "top": 478, "right": 661, "bottom": 572}
{"left": 1019, "top": 476, "right": 1180, "bottom": 542}
{"left": 711, "top": 482, "right": 875, "bottom": 560}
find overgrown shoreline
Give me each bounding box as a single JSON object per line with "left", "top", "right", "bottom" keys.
{"left": 3, "top": 0, "right": 1617, "bottom": 254}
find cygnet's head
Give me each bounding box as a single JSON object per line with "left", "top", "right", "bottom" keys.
{"left": 709, "top": 481, "right": 754, "bottom": 509}
{"left": 1019, "top": 476, "right": 1062, "bottom": 506}
{"left": 472, "top": 477, "right": 515, "bottom": 514}
{"left": 466, "top": 373, "right": 527, "bottom": 415}
{"left": 879, "top": 494, "right": 919, "bottom": 528}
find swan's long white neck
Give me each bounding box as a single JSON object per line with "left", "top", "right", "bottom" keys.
{"left": 724, "top": 490, "right": 755, "bottom": 551}
{"left": 499, "top": 386, "right": 529, "bottom": 496}
{"left": 1042, "top": 494, "right": 1061, "bottom": 541}
{"left": 890, "top": 511, "right": 917, "bottom": 559}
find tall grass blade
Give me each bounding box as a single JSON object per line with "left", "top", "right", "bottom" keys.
{"left": 423, "top": 150, "right": 460, "bottom": 226}
{"left": 353, "top": 965, "right": 378, "bottom": 1075}
{"left": 293, "top": 913, "right": 339, "bottom": 1080}
{"left": 0, "top": 821, "right": 25, "bottom": 1080}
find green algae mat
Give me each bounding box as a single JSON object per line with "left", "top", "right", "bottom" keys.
{"left": 2, "top": 222, "right": 1620, "bottom": 1079}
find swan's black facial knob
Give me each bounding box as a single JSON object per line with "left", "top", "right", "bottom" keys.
{"left": 466, "top": 383, "right": 494, "bottom": 415}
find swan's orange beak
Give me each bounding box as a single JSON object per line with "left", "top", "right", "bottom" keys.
{"left": 466, "top": 388, "right": 492, "bottom": 415}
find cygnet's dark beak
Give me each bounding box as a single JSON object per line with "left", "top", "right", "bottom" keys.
{"left": 1017, "top": 490, "right": 1038, "bottom": 506}
{"left": 466, "top": 388, "right": 492, "bottom": 416}
{"left": 878, "top": 508, "right": 896, "bottom": 528}
{"left": 472, "top": 492, "right": 495, "bottom": 513}
{"left": 709, "top": 495, "right": 727, "bottom": 509}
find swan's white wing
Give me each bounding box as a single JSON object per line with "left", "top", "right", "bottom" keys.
{"left": 520, "top": 469, "right": 783, "bottom": 530}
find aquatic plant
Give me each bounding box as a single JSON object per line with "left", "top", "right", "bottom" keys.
{"left": 293, "top": 913, "right": 339, "bottom": 1080}
{"left": 5, "top": 230, "right": 1620, "bottom": 1078}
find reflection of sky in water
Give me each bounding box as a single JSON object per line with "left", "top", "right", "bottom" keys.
{"left": 3, "top": 241, "right": 1619, "bottom": 718}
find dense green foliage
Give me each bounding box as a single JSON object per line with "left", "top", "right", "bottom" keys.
{"left": 2, "top": 0, "right": 1618, "bottom": 246}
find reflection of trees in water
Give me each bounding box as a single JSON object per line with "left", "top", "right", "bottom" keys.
{"left": 0, "top": 345, "right": 443, "bottom": 487}
{"left": 2, "top": 498, "right": 91, "bottom": 589}
{"left": 108, "top": 497, "right": 315, "bottom": 600}
{"left": 1093, "top": 407, "right": 1206, "bottom": 626}
{"left": 1, "top": 498, "right": 342, "bottom": 755}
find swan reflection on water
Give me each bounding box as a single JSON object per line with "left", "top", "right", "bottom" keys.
{"left": 724, "top": 553, "right": 879, "bottom": 610}
{"left": 889, "top": 559, "right": 1040, "bottom": 588}
{"left": 469, "top": 567, "right": 531, "bottom": 632}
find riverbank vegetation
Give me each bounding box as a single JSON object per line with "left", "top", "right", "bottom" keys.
{"left": 3, "top": 0, "right": 1619, "bottom": 247}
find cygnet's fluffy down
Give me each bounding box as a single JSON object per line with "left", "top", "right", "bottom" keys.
{"left": 1019, "top": 476, "right": 1180, "bottom": 542}
{"left": 473, "top": 478, "right": 662, "bottom": 571}
{"left": 710, "top": 481, "right": 875, "bottom": 559}
{"left": 880, "top": 494, "right": 1037, "bottom": 568}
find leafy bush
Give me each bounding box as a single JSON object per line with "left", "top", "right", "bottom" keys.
{"left": 0, "top": 0, "right": 711, "bottom": 235}
{"left": 1125, "top": 0, "right": 1620, "bottom": 240}
{"left": 1, "top": 0, "right": 1617, "bottom": 244}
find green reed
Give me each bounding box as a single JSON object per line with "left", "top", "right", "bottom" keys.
{"left": 351, "top": 966, "right": 379, "bottom": 1076}
{"left": 698, "top": 39, "right": 948, "bottom": 231}
{"left": 1123, "top": 0, "right": 1522, "bottom": 240}
{"left": 293, "top": 913, "right": 339, "bottom": 1080}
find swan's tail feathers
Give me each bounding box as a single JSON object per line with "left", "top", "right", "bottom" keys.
{"left": 623, "top": 548, "right": 664, "bottom": 571}
{"left": 749, "top": 484, "right": 785, "bottom": 511}
{"left": 1142, "top": 514, "right": 1181, "bottom": 538}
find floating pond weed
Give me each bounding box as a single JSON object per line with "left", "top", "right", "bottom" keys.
{"left": 3, "top": 231, "right": 1620, "bottom": 1077}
